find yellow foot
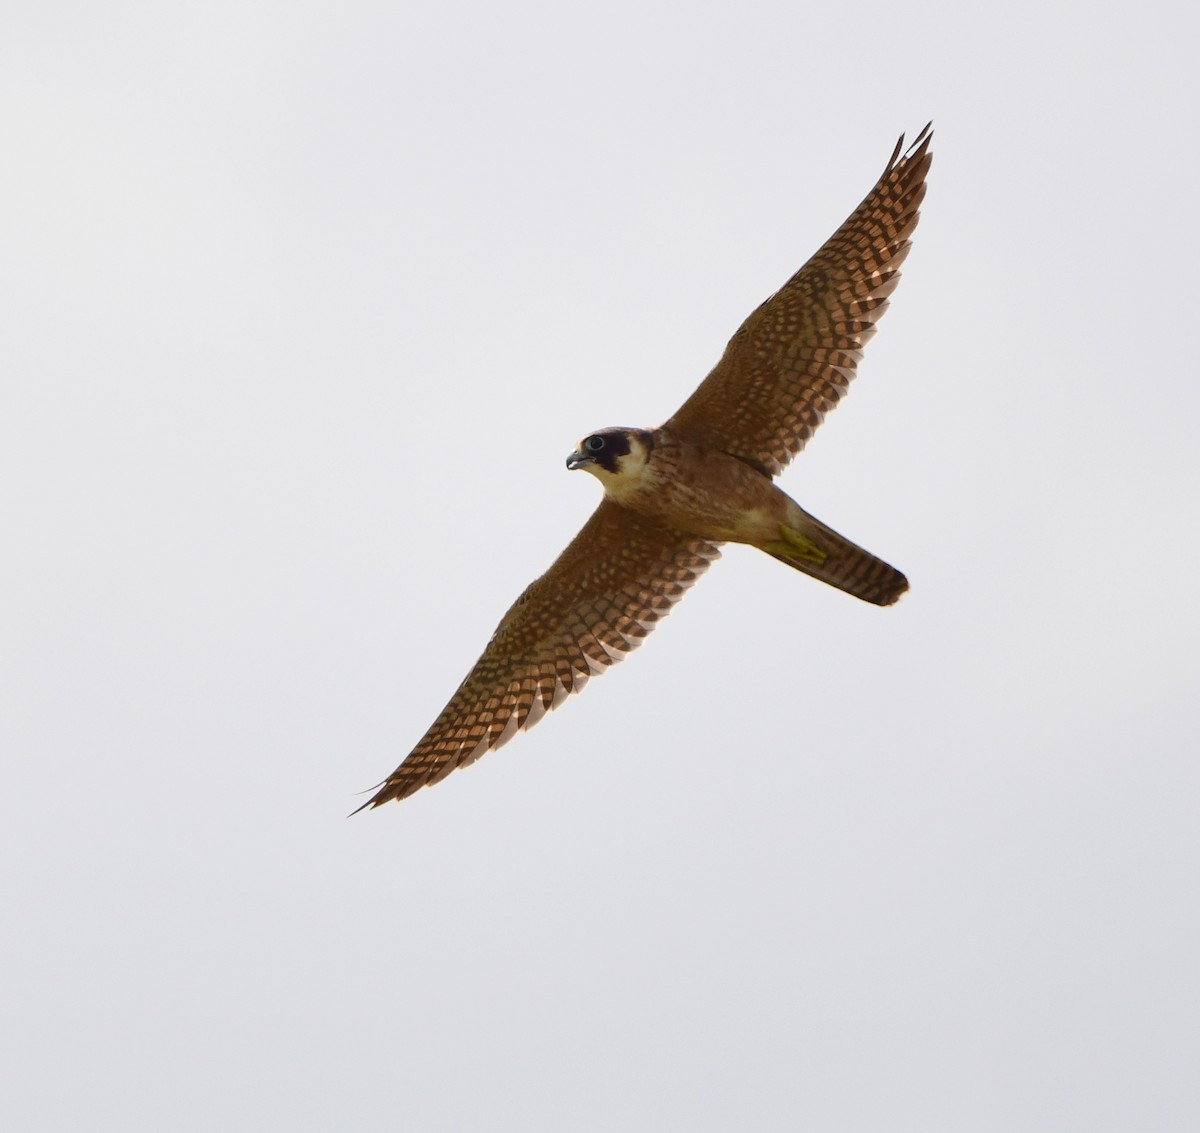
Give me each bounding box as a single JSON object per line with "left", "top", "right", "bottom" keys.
{"left": 764, "top": 523, "right": 827, "bottom": 565}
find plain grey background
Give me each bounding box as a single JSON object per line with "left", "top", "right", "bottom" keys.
{"left": 4, "top": 2, "right": 1197, "bottom": 1130}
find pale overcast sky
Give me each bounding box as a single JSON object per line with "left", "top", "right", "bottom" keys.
{"left": 4, "top": 2, "right": 1198, "bottom": 1130}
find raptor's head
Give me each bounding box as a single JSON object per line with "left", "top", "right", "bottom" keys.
{"left": 566, "top": 428, "right": 654, "bottom": 483}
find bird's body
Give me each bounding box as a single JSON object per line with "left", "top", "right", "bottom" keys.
{"left": 571, "top": 427, "right": 784, "bottom": 541}
{"left": 360, "top": 125, "right": 932, "bottom": 809}
{"left": 568, "top": 425, "right": 908, "bottom": 605}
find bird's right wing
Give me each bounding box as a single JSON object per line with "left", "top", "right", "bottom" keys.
{"left": 665, "top": 125, "right": 932, "bottom": 477}
{"left": 360, "top": 501, "right": 721, "bottom": 807}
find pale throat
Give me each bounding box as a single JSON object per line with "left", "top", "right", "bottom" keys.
{"left": 591, "top": 447, "right": 662, "bottom": 506}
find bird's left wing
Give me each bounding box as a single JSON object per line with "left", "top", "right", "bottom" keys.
{"left": 664, "top": 125, "right": 932, "bottom": 477}
{"left": 360, "top": 500, "right": 721, "bottom": 807}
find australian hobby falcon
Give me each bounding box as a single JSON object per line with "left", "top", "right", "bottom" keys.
{"left": 360, "top": 125, "right": 932, "bottom": 809}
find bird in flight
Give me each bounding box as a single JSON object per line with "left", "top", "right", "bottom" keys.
{"left": 360, "top": 125, "right": 932, "bottom": 809}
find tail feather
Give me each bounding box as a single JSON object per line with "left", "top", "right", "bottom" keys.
{"left": 763, "top": 512, "right": 908, "bottom": 606}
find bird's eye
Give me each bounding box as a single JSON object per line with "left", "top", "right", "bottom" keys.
{"left": 584, "top": 435, "right": 606, "bottom": 453}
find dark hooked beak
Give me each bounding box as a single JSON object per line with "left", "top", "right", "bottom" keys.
{"left": 565, "top": 450, "right": 591, "bottom": 471}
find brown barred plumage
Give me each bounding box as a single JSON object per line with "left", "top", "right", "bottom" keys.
{"left": 666, "top": 123, "right": 932, "bottom": 474}
{"left": 357, "top": 506, "right": 719, "bottom": 807}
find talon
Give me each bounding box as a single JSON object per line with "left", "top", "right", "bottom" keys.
{"left": 778, "top": 524, "right": 827, "bottom": 565}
